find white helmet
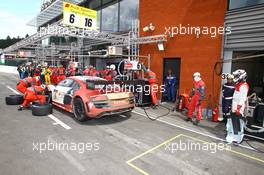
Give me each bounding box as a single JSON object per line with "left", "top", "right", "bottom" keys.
{"left": 193, "top": 72, "right": 201, "bottom": 78}
{"left": 35, "top": 76, "right": 40, "bottom": 81}
{"left": 110, "top": 64, "right": 116, "bottom": 70}
{"left": 233, "top": 69, "right": 247, "bottom": 83}
{"left": 41, "top": 84, "right": 46, "bottom": 89}
{"left": 193, "top": 72, "right": 201, "bottom": 82}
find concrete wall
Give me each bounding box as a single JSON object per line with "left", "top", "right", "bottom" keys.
{"left": 139, "top": 0, "right": 227, "bottom": 106}
{"left": 0, "top": 65, "right": 18, "bottom": 75}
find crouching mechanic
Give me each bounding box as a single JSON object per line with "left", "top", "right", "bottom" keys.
{"left": 18, "top": 84, "right": 47, "bottom": 111}
{"left": 226, "top": 69, "right": 249, "bottom": 143}
{"left": 186, "top": 72, "right": 206, "bottom": 125}
{"left": 16, "top": 76, "right": 41, "bottom": 94}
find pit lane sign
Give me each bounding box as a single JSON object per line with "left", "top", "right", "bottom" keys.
{"left": 63, "top": 2, "right": 97, "bottom": 30}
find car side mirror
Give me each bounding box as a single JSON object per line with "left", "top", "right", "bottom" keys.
{"left": 63, "top": 94, "right": 72, "bottom": 105}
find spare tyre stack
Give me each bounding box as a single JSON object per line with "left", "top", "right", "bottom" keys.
{"left": 31, "top": 102, "right": 53, "bottom": 116}
{"left": 5, "top": 95, "right": 24, "bottom": 105}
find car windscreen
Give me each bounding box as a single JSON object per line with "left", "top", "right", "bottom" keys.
{"left": 57, "top": 79, "right": 74, "bottom": 87}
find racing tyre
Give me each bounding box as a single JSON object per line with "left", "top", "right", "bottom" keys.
{"left": 5, "top": 95, "right": 24, "bottom": 105}
{"left": 32, "top": 103, "right": 53, "bottom": 116}
{"left": 73, "top": 98, "right": 87, "bottom": 122}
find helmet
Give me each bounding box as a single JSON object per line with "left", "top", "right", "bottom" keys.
{"left": 35, "top": 76, "right": 40, "bottom": 81}
{"left": 193, "top": 72, "right": 201, "bottom": 82}
{"left": 110, "top": 64, "right": 116, "bottom": 70}
{"left": 233, "top": 69, "right": 247, "bottom": 83}
{"left": 193, "top": 72, "right": 201, "bottom": 78}
{"left": 41, "top": 84, "right": 46, "bottom": 89}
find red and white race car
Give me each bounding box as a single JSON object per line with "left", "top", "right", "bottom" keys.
{"left": 48, "top": 76, "right": 135, "bottom": 122}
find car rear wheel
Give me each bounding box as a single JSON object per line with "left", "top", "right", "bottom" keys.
{"left": 5, "top": 95, "right": 24, "bottom": 105}
{"left": 73, "top": 98, "right": 87, "bottom": 122}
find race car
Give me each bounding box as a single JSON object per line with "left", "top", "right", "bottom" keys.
{"left": 47, "top": 76, "right": 135, "bottom": 122}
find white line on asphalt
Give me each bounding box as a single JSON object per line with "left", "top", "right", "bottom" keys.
{"left": 6, "top": 85, "right": 20, "bottom": 95}
{"left": 49, "top": 137, "right": 86, "bottom": 172}
{"left": 132, "top": 110, "right": 255, "bottom": 151}
{"left": 48, "top": 114, "right": 72, "bottom": 130}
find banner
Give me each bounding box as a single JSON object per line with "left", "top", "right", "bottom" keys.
{"left": 63, "top": 2, "right": 97, "bottom": 30}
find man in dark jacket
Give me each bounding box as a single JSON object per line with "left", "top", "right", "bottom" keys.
{"left": 222, "top": 74, "right": 235, "bottom": 124}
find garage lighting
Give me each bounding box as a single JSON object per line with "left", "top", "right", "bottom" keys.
{"left": 157, "top": 42, "right": 164, "bottom": 51}
{"left": 143, "top": 23, "right": 155, "bottom": 32}
{"left": 149, "top": 23, "right": 155, "bottom": 31}
{"left": 143, "top": 26, "right": 150, "bottom": 32}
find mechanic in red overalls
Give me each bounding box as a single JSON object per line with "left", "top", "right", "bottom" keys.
{"left": 57, "top": 65, "right": 66, "bottom": 82}
{"left": 83, "top": 66, "right": 90, "bottom": 76}
{"left": 186, "top": 72, "right": 206, "bottom": 125}
{"left": 18, "top": 84, "right": 47, "bottom": 111}
{"left": 33, "top": 65, "right": 41, "bottom": 77}
{"left": 67, "top": 66, "right": 76, "bottom": 77}
{"left": 16, "top": 76, "right": 41, "bottom": 94}
{"left": 142, "top": 65, "right": 158, "bottom": 108}
{"left": 89, "top": 66, "right": 98, "bottom": 77}
{"left": 50, "top": 66, "right": 58, "bottom": 85}
{"left": 100, "top": 66, "right": 109, "bottom": 78}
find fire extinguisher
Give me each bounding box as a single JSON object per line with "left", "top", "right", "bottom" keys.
{"left": 213, "top": 107, "right": 219, "bottom": 122}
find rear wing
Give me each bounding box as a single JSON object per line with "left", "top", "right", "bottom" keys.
{"left": 86, "top": 80, "right": 146, "bottom": 90}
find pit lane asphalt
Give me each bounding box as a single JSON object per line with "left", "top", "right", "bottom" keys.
{"left": 0, "top": 72, "right": 263, "bottom": 175}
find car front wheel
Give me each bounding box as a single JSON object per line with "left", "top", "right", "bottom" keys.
{"left": 73, "top": 97, "right": 87, "bottom": 122}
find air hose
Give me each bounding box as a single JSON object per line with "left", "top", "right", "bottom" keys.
{"left": 117, "top": 59, "right": 127, "bottom": 77}
{"left": 244, "top": 125, "right": 264, "bottom": 133}
{"left": 243, "top": 119, "right": 264, "bottom": 153}
{"left": 244, "top": 139, "right": 264, "bottom": 153}
{"left": 141, "top": 104, "right": 171, "bottom": 121}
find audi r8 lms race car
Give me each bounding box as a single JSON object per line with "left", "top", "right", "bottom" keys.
{"left": 47, "top": 76, "right": 135, "bottom": 121}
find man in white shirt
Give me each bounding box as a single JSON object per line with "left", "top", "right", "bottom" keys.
{"left": 226, "top": 69, "right": 249, "bottom": 143}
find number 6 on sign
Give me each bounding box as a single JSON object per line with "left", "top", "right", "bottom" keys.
{"left": 69, "top": 14, "right": 75, "bottom": 24}
{"left": 64, "top": 12, "right": 81, "bottom": 27}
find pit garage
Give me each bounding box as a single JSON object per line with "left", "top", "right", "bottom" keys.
{"left": 222, "top": 5, "right": 264, "bottom": 138}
